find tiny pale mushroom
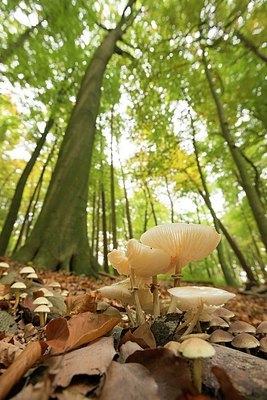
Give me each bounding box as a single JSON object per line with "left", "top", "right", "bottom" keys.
{"left": 10, "top": 282, "right": 27, "bottom": 309}
{"left": 231, "top": 332, "right": 260, "bottom": 354}
{"left": 209, "top": 316, "right": 229, "bottom": 330}
{"left": 141, "top": 223, "right": 221, "bottom": 312}
{"left": 33, "top": 297, "right": 50, "bottom": 306}
{"left": 212, "top": 306, "right": 235, "bottom": 320}
{"left": 168, "top": 286, "right": 235, "bottom": 336}
{"left": 0, "top": 262, "right": 10, "bottom": 277}
{"left": 259, "top": 337, "right": 267, "bottom": 353}
{"left": 126, "top": 238, "right": 171, "bottom": 320}
{"left": 179, "top": 337, "right": 215, "bottom": 393}
{"left": 256, "top": 321, "right": 267, "bottom": 336}
{"left": 19, "top": 266, "right": 36, "bottom": 277}
{"left": 34, "top": 304, "right": 50, "bottom": 327}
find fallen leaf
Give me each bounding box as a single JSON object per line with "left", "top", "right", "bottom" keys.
{"left": 126, "top": 347, "right": 196, "bottom": 400}
{"left": 211, "top": 365, "right": 245, "bottom": 400}
{"left": 65, "top": 293, "right": 97, "bottom": 315}
{"left": 120, "top": 322, "right": 156, "bottom": 349}
{"left": 98, "top": 361, "right": 160, "bottom": 400}
{"left": 0, "top": 341, "right": 48, "bottom": 400}
{"left": 7, "top": 375, "right": 51, "bottom": 400}
{"left": 46, "top": 312, "right": 120, "bottom": 353}
{"left": 0, "top": 310, "right": 17, "bottom": 334}
{"left": 0, "top": 340, "right": 22, "bottom": 367}
{"left": 119, "top": 341, "right": 143, "bottom": 363}
{"left": 47, "top": 337, "right": 116, "bottom": 388}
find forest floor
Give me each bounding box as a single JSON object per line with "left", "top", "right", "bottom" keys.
{"left": 0, "top": 260, "right": 266, "bottom": 400}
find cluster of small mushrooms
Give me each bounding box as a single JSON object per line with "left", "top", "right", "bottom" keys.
{"left": 99, "top": 222, "right": 266, "bottom": 392}
{"left": 0, "top": 262, "right": 67, "bottom": 327}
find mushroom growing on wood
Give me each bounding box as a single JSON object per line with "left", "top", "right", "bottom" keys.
{"left": 179, "top": 337, "right": 215, "bottom": 393}
{"left": 126, "top": 238, "right": 171, "bottom": 319}
{"left": 228, "top": 321, "right": 256, "bottom": 335}
{"left": 168, "top": 286, "right": 235, "bottom": 336}
{"left": 232, "top": 333, "right": 260, "bottom": 354}
{"left": 141, "top": 223, "right": 221, "bottom": 312}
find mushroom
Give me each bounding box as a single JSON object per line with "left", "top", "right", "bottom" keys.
{"left": 231, "top": 333, "right": 260, "bottom": 354}
{"left": 209, "top": 329, "right": 233, "bottom": 345}
{"left": 0, "top": 262, "right": 10, "bottom": 278}
{"left": 259, "top": 337, "right": 267, "bottom": 354}
{"left": 164, "top": 340, "right": 181, "bottom": 355}
{"left": 141, "top": 223, "right": 220, "bottom": 312}
{"left": 47, "top": 281, "right": 61, "bottom": 291}
{"left": 108, "top": 249, "right": 130, "bottom": 275}
{"left": 38, "top": 288, "right": 54, "bottom": 298}
{"left": 34, "top": 304, "right": 51, "bottom": 327}
{"left": 10, "top": 282, "right": 27, "bottom": 310}
{"left": 228, "top": 321, "right": 256, "bottom": 335}
{"left": 126, "top": 239, "right": 171, "bottom": 320}
{"left": 19, "top": 266, "right": 36, "bottom": 277}
{"left": 179, "top": 337, "right": 215, "bottom": 393}
{"left": 98, "top": 278, "right": 153, "bottom": 326}
{"left": 33, "top": 297, "right": 51, "bottom": 306}
{"left": 212, "top": 307, "right": 235, "bottom": 320}
{"left": 25, "top": 272, "right": 39, "bottom": 287}
{"left": 209, "top": 316, "right": 229, "bottom": 330}
{"left": 256, "top": 321, "right": 267, "bottom": 337}
{"left": 168, "top": 286, "right": 235, "bottom": 336}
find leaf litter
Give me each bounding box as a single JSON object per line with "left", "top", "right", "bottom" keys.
{"left": 0, "top": 265, "right": 266, "bottom": 399}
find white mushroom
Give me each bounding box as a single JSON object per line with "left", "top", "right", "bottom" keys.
{"left": 19, "top": 266, "right": 36, "bottom": 276}
{"left": 168, "top": 286, "right": 235, "bottom": 336}
{"left": 34, "top": 304, "right": 51, "bottom": 327}
{"left": 126, "top": 239, "right": 171, "bottom": 319}
{"left": 108, "top": 249, "right": 130, "bottom": 275}
{"left": 141, "top": 222, "right": 220, "bottom": 287}
{"left": 10, "top": 282, "right": 27, "bottom": 310}
{"left": 0, "top": 262, "right": 10, "bottom": 278}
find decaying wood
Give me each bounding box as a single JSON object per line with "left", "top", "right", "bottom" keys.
{"left": 203, "top": 344, "right": 267, "bottom": 400}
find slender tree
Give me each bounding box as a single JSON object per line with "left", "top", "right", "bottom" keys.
{"left": 15, "top": 1, "right": 137, "bottom": 275}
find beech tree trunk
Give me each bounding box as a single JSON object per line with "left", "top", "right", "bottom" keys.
{"left": 14, "top": 1, "right": 136, "bottom": 275}
{"left": 101, "top": 187, "right": 109, "bottom": 273}
{"left": 203, "top": 51, "right": 267, "bottom": 252}
{"left": 0, "top": 117, "right": 54, "bottom": 255}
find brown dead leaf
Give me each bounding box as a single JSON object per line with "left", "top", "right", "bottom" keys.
{"left": 212, "top": 366, "right": 245, "bottom": 400}
{"left": 47, "top": 337, "right": 116, "bottom": 388}
{"left": 98, "top": 361, "right": 160, "bottom": 400}
{"left": 7, "top": 375, "right": 51, "bottom": 400}
{"left": 119, "top": 341, "right": 143, "bottom": 363}
{"left": 120, "top": 322, "right": 156, "bottom": 349}
{"left": 65, "top": 293, "right": 97, "bottom": 315}
{"left": 0, "top": 340, "right": 22, "bottom": 367}
{"left": 0, "top": 341, "right": 48, "bottom": 400}
{"left": 46, "top": 312, "right": 120, "bottom": 354}
{"left": 126, "top": 347, "right": 196, "bottom": 400}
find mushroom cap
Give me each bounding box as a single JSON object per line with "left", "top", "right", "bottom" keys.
{"left": 209, "top": 329, "right": 233, "bottom": 343}
{"left": 98, "top": 278, "right": 153, "bottom": 312}
{"left": 228, "top": 321, "right": 256, "bottom": 334}
{"left": 209, "top": 317, "right": 229, "bottom": 328}
{"left": 0, "top": 262, "right": 10, "bottom": 269}
{"left": 126, "top": 239, "right": 171, "bottom": 276}
{"left": 11, "top": 282, "right": 27, "bottom": 290}
{"left": 179, "top": 337, "right": 215, "bottom": 359}
{"left": 140, "top": 223, "right": 221, "bottom": 269}
{"left": 256, "top": 321, "right": 267, "bottom": 335}
{"left": 20, "top": 266, "right": 35, "bottom": 274}
{"left": 33, "top": 297, "right": 50, "bottom": 305}
{"left": 34, "top": 304, "right": 51, "bottom": 313}
{"left": 26, "top": 273, "right": 38, "bottom": 279}
{"left": 47, "top": 281, "right": 61, "bottom": 288}
{"left": 232, "top": 333, "right": 260, "bottom": 349}
{"left": 168, "top": 286, "right": 235, "bottom": 311}
{"left": 213, "top": 307, "right": 235, "bottom": 319}
{"left": 259, "top": 337, "right": 267, "bottom": 353}
{"left": 108, "top": 249, "right": 130, "bottom": 275}
{"left": 38, "top": 288, "right": 54, "bottom": 297}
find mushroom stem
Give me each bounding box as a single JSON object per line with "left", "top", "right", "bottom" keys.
{"left": 193, "top": 358, "right": 202, "bottom": 393}
{"left": 167, "top": 259, "right": 182, "bottom": 313}
{"left": 130, "top": 268, "right": 145, "bottom": 326}
{"left": 152, "top": 275, "right": 160, "bottom": 318}
{"left": 182, "top": 303, "right": 204, "bottom": 337}
{"left": 39, "top": 312, "right": 46, "bottom": 327}
{"left": 13, "top": 292, "right": 20, "bottom": 310}
{"left": 125, "top": 305, "right": 136, "bottom": 327}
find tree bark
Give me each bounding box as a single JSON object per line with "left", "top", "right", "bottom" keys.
{"left": 0, "top": 117, "right": 54, "bottom": 255}
{"left": 202, "top": 51, "right": 267, "bottom": 252}
{"left": 101, "top": 187, "right": 109, "bottom": 273}
{"left": 14, "top": 1, "right": 137, "bottom": 275}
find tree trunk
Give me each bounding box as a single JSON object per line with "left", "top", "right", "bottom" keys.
{"left": 14, "top": 1, "right": 137, "bottom": 275}
{"left": 101, "top": 186, "right": 109, "bottom": 273}
{"left": 164, "top": 176, "right": 174, "bottom": 223}
{"left": 144, "top": 181, "right": 158, "bottom": 226}
{"left": 110, "top": 112, "right": 118, "bottom": 250}
{"left": 121, "top": 166, "right": 133, "bottom": 239}
{"left": 0, "top": 117, "right": 54, "bottom": 255}
{"left": 203, "top": 51, "right": 267, "bottom": 252}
